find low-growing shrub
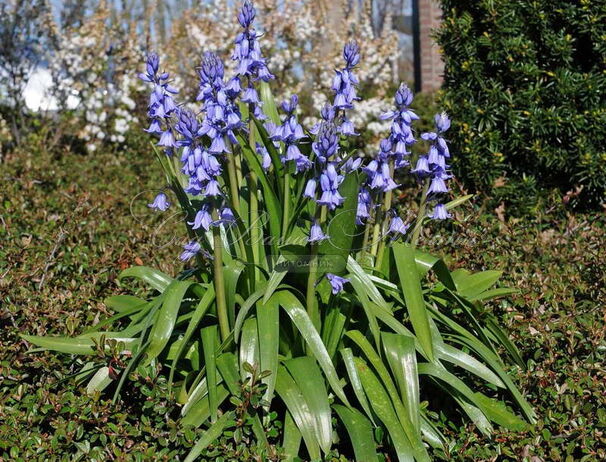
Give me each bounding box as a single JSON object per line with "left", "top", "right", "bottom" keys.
{"left": 437, "top": 0, "right": 606, "bottom": 210}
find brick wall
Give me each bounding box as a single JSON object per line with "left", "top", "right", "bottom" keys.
{"left": 417, "top": 0, "right": 443, "bottom": 92}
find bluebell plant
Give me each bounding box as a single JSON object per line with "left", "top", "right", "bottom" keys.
{"left": 24, "top": 2, "right": 535, "bottom": 460}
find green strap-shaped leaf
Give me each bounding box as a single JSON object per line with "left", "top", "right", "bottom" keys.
{"left": 21, "top": 334, "right": 137, "bottom": 355}
{"left": 451, "top": 391, "right": 493, "bottom": 436}
{"left": 354, "top": 357, "right": 416, "bottom": 462}
{"left": 258, "top": 81, "right": 281, "bottom": 124}
{"left": 182, "top": 374, "right": 208, "bottom": 417}
{"left": 84, "top": 295, "right": 158, "bottom": 334}
{"left": 382, "top": 332, "right": 420, "bottom": 433}
{"left": 340, "top": 348, "right": 375, "bottom": 424}
{"left": 224, "top": 259, "right": 245, "bottom": 326}
{"left": 234, "top": 284, "right": 267, "bottom": 341}
{"left": 216, "top": 352, "right": 240, "bottom": 394}
{"left": 452, "top": 270, "right": 503, "bottom": 298}
{"left": 275, "top": 366, "right": 321, "bottom": 461}
{"left": 420, "top": 414, "right": 447, "bottom": 449}
{"left": 452, "top": 332, "right": 535, "bottom": 424}
{"left": 239, "top": 317, "right": 260, "bottom": 381}
{"left": 427, "top": 317, "right": 505, "bottom": 388}
{"left": 393, "top": 242, "right": 434, "bottom": 362}
{"left": 418, "top": 363, "right": 527, "bottom": 431}
{"left": 145, "top": 280, "right": 192, "bottom": 365}
{"left": 346, "top": 330, "right": 426, "bottom": 460}
{"left": 445, "top": 193, "right": 473, "bottom": 211}
{"left": 263, "top": 261, "right": 288, "bottom": 304}
{"left": 428, "top": 305, "right": 536, "bottom": 422}
{"left": 322, "top": 307, "right": 347, "bottom": 360}
{"left": 237, "top": 134, "right": 282, "bottom": 255}
{"left": 437, "top": 342, "right": 505, "bottom": 388}
{"left": 201, "top": 325, "right": 219, "bottom": 423}
{"left": 412, "top": 250, "right": 456, "bottom": 289}
{"left": 347, "top": 256, "right": 390, "bottom": 311}
{"left": 349, "top": 274, "right": 381, "bottom": 348}
{"left": 285, "top": 357, "right": 332, "bottom": 454}
{"left": 119, "top": 266, "right": 174, "bottom": 291}
{"left": 468, "top": 287, "right": 518, "bottom": 301}
{"left": 319, "top": 172, "right": 360, "bottom": 274}
{"left": 181, "top": 384, "right": 229, "bottom": 428}
{"left": 104, "top": 295, "right": 148, "bottom": 313}
{"left": 257, "top": 297, "right": 280, "bottom": 402}
{"left": 184, "top": 411, "right": 235, "bottom": 462}
{"left": 273, "top": 290, "right": 349, "bottom": 405}
{"left": 282, "top": 411, "right": 301, "bottom": 462}
{"left": 86, "top": 366, "right": 113, "bottom": 395}
{"left": 334, "top": 405, "right": 379, "bottom": 462}
{"left": 473, "top": 393, "right": 528, "bottom": 431}
{"left": 168, "top": 286, "right": 215, "bottom": 390}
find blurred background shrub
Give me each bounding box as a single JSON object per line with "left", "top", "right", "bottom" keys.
{"left": 437, "top": 0, "right": 606, "bottom": 211}
{"left": 0, "top": 0, "right": 401, "bottom": 156}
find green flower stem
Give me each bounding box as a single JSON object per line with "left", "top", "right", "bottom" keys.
{"left": 234, "top": 149, "right": 244, "bottom": 189}
{"left": 306, "top": 242, "right": 320, "bottom": 330}
{"left": 226, "top": 150, "right": 242, "bottom": 213}
{"left": 226, "top": 148, "right": 249, "bottom": 263}
{"left": 306, "top": 206, "right": 325, "bottom": 331}
{"left": 248, "top": 116, "right": 260, "bottom": 280}
{"left": 211, "top": 210, "right": 230, "bottom": 342}
{"left": 410, "top": 178, "right": 431, "bottom": 248}
{"left": 281, "top": 171, "right": 290, "bottom": 239}
{"left": 375, "top": 161, "right": 395, "bottom": 269}
{"left": 369, "top": 192, "right": 384, "bottom": 257}
{"left": 361, "top": 221, "right": 371, "bottom": 257}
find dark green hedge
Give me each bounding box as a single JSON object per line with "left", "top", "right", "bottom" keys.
{"left": 436, "top": 1, "right": 606, "bottom": 208}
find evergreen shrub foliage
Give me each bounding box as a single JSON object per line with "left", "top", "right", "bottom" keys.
{"left": 437, "top": 0, "right": 606, "bottom": 208}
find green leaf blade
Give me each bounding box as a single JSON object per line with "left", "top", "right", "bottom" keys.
{"left": 393, "top": 242, "right": 435, "bottom": 362}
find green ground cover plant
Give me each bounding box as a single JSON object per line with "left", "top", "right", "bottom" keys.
{"left": 2, "top": 140, "right": 604, "bottom": 461}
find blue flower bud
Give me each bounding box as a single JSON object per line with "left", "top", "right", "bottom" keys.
{"left": 238, "top": 0, "right": 256, "bottom": 28}
{"left": 343, "top": 41, "right": 360, "bottom": 69}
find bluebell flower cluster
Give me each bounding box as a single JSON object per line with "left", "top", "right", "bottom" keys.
{"left": 356, "top": 84, "right": 419, "bottom": 235}
{"left": 381, "top": 83, "right": 419, "bottom": 168}
{"left": 303, "top": 42, "right": 364, "bottom": 241}
{"left": 139, "top": 0, "right": 456, "bottom": 264}
{"left": 138, "top": 53, "right": 179, "bottom": 154}
{"left": 332, "top": 42, "right": 360, "bottom": 111}
{"left": 363, "top": 139, "right": 399, "bottom": 192}
{"left": 303, "top": 122, "right": 346, "bottom": 241}
{"left": 311, "top": 42, "right": 361, "bottom": 138}
{"left": 267, "top": 95, "right": 310, "bottom": 172}
{"left": 307, "top": 123, "right": 345, "bottom": 208}
{"left": 197, "top": 52, "right": 243, "bottom": 155}
{"left": 168, "top": 53, "right": 243, "bottom": 261}
{"left": 414, "top": 112, "right": 453, "bottom": 220}
{"left": 232, "top": 0, "right": 274, "bottom": 120}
